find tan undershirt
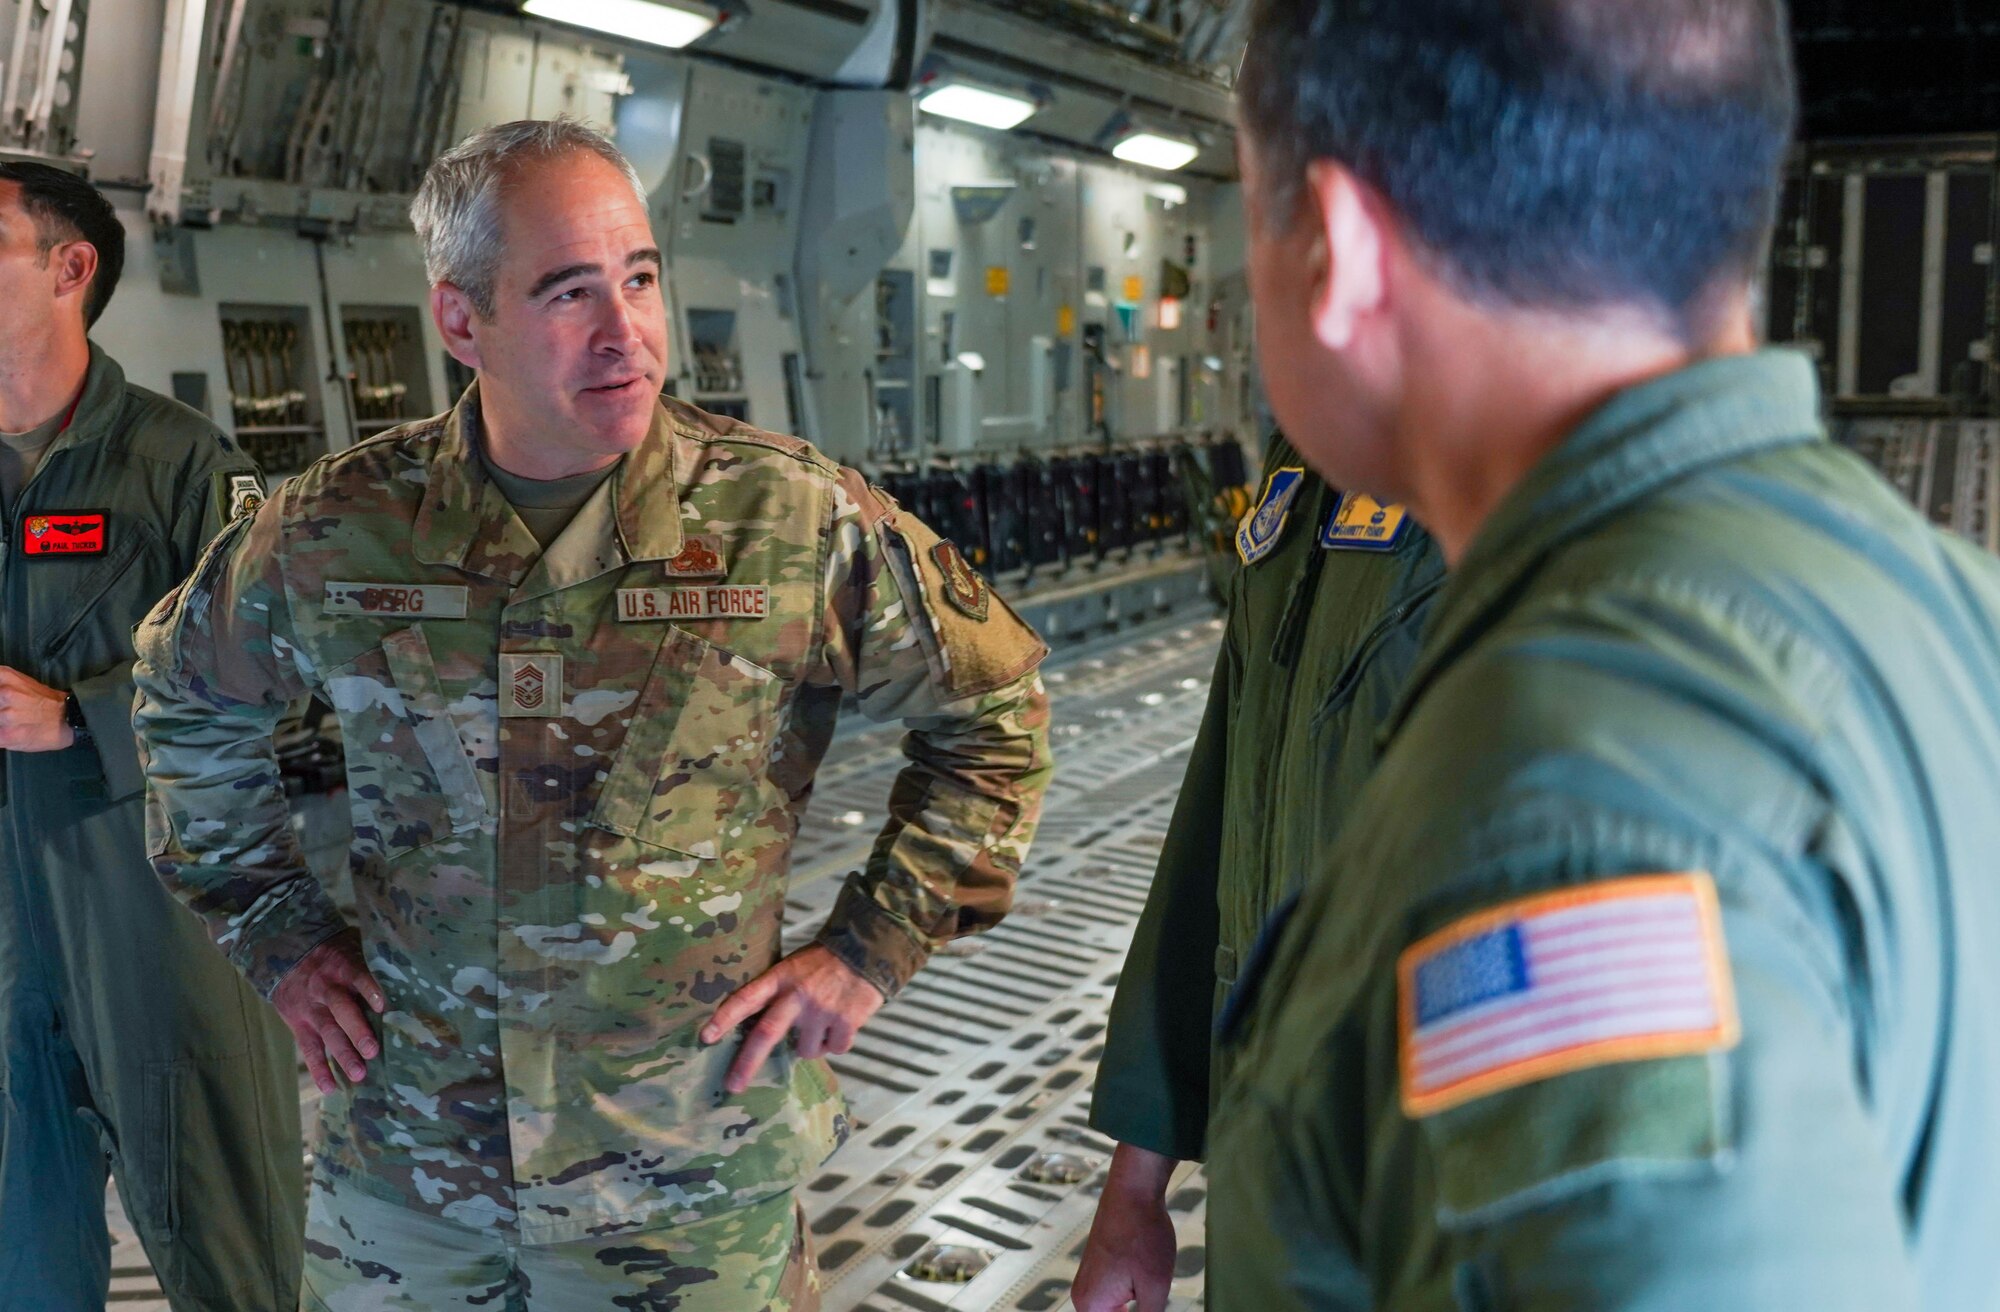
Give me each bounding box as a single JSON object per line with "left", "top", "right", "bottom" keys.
{"left": 479, "top": 445, "right": 622, "bottom": 550}
{"left": 0, "top": 409, "right": 69, "bottom": 517}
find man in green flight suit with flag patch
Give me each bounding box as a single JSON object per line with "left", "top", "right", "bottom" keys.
{"left": 1204, "top": 0, "right": 2000, "bottom": 1307}
{"left": 1072, "top": 435, "right": 1442, "bottom": 1312}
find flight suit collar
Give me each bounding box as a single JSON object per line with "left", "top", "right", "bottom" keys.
{"left": 1383, "top": 349, "right": 1826, "bottom": 742}
{"left": 412, "top": 381, "right": 683, "bottom": 594}
{"left": 37, "top": 342, "right": 123, "bottom": 459}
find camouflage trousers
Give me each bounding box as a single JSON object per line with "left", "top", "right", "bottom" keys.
{"left": 299, "top": 1174, "right": 821, "bottom": 1311}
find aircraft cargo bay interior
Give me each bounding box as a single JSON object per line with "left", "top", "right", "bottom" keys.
{"left": 3, "top": 1, "right": 1999, "bottom": 1309}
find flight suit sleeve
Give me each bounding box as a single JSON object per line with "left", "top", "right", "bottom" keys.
{"left": 1220, "top": 601, "right": 1920, "bottom": 1310}
{"left": 806, "top": 469, "right": 1054, "bottom": 998}
{"left": 1088, "top": 633, "right": 1234, "bottom": 1161}
{"left": 67, "top": 446, "right": 264, "bottom": 800}
{"left": 1359, "top": 845, "right": 1917, "bottom": 1310}
{"left": 131, "top": 479, "right": 349, "bottom": 999}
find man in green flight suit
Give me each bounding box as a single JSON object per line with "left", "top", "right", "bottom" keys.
{"left": 1206, "top": 0, "right": 2000, "bottom": 1307}
{"left": 1072, "top": 432, "right": 1442, "bottom": 1312}
{"left": 0, "top": 163, "right": 301, "bottom": 1309}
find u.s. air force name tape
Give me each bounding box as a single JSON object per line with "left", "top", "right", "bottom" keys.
{"left": 616, "top": 585, "right": 770, "bottom": 622}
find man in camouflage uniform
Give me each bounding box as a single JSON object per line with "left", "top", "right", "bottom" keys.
{"left": 132, "top": 119, "right": 1052, "bottom": 1310}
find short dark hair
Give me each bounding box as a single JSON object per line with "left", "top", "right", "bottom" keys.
{"left": 0, "top": 160, "right": 126, "bottom": 328}
{"left": 1239, "top": 0, "right": 1798, "bottom": 335}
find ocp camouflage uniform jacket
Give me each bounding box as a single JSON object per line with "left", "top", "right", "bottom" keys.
{"left": 131, "top": 389, "right": 1054, "bottom": 1242}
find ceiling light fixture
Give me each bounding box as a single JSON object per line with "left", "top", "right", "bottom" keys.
{"left": 1113, "top": 131, "right": 1201, "bottom": 172}
{"left": 521, "top": 0, "right": 721, "bottom": 50}
{"left": 918, "top": 82, "right": 1041, "bottom": 131}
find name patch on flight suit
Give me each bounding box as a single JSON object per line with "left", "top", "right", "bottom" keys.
{"left": 1322, "top": 491, "right": 1410, "bottom": 553}
{"left": 1398, "top": 873, "right": 1739, "bottom": 1117}
{"left": 1235, "top": 468, "right": 1305, "bottom": 565}
{"left": 500, "top": 653, "right": 563, "bottom": 718}
{"left": 662, "top": 535, "right": 727, "bottom": 579}
{"left": 20, "top": 512, "right": 107, "bottom": 557}
{"left": 615, "top": 585, "right": 770, "bottom": 622}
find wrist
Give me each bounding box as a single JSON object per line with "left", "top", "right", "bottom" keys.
{"left": 1105, "top": 1143, "right": 1179, "bottom": 1202}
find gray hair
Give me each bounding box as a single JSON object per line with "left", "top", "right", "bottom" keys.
{"left": 410, "top": 117, "right": 649, "bottom": 319}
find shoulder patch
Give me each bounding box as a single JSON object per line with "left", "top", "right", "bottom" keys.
{"left": 1235, "top": 467, "right": 1305, "bottom": 565}
{"left": 215, "top": 469, "right": 265, "bottom": 523}
{"left": 1321, "top": 491, "right": 1410, "bottom": 553}
{"left": 1399, "top": 873, "right": 1739, "bottom": 1117}
{"left": 931, "top": 541, "right": 990, "bottom": 621}
{"left": 884, "top": 514, "right": 1045, "bottom": 699}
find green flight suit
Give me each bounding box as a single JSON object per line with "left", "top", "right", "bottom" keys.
{"left": 1209, "top": 352, "right": 2000, "bottom": 1310}
{"left": 0, "top": 346, "right": 302, "bottom": 1311}
{"left": 1091, "top": 435, "right": 1445, "bottom": 1160}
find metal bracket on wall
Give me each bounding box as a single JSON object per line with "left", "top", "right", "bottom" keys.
{"left": 153, "top": 224, "right": 202, "bottom": 296}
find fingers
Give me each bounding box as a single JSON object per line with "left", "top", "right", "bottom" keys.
{"left": 794, "top": 1021, "right": 832, "bottom": 1061}
{"left": 322, "top": 986, "right": 380, "bottom": 1064}
{"left": 318, "top": 1020, "right": 369, "bottom": 1084}
{"left": 332, "top": 953, "right": 388, "bottom": 1014}
{"left": 823, "top": 1014, "right": 857, "bottom": 1056}
{"left": 294, "top": 1027, "right": 338, "bottom": 1096}
{"left": 725, "top": 994, "right": 803, "bottom": 1094}
{"left": 703, "top": 964, "right": 786, "bottom": 1044}
{"left": 294, "top": 981, "right": 379, "bottom": 1087}
{"left": 276, "top": 940, "right": 385, "bottom": 1094}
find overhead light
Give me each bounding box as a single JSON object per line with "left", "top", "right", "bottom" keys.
{"left": 919, "top": 82, "right": 1039, "bottom": 131}
{"left": 1147, "top": 181, "right": 1189, "bottom": 206}
{"left": 1113, "top": 131, "right": 1201, "bottom": 171}
{"left": 522, "top": 0, "right": 720, "bottom": 49}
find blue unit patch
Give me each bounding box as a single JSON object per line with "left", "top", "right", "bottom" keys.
{"left": 1322, "top": 490, "right": 1411, "bottom": 552}
{"left": 1236, "top": 467, "right": 1306, "bottom": 565}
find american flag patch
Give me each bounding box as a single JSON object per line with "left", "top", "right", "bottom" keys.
{"left": 1398, "top": 874, "right": 1739, "bottom": 1117}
